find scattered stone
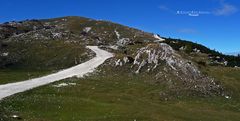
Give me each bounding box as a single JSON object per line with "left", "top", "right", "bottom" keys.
{"left": 11, "top": 115, "right": 22, "bottom": 120}
{"left": 109, "top": 45, "right": 118, "bottom": 50}
{"left": 115, "top": 59, "right": 123, "bottom": 66}
{"left": 83, "top": 27, "right": 92, "bottom": 33}
{"left": 153, "top": 34, "right": 165, "bottom": 42}
{"left": 123, "top": 56, "right": 129, "bottom": 63}
{"left": 115, "top": 30, "right": 120, "bottom": 39}
{"left": 53, "top": 82, "right": 76, "bottom": 88}
{"left": 225, "top": 95, "right": 231, "bottom": 99}
{"left": 117, "top": 38, "right": 130, "bottom": 46}
{"left": 135, "top": 59, "right": 147, "bottom": 73}
{"left": 52, "top": 32, "right": 62, "bottom": 38}
{"left": 1, "top": 52, "right": 9, "bottom": 56}
{"left": 179, "top": 46, "right": 185, "bottom": 51}
{"left": 193, "top": 48, "right": 200, "bottom": 53}
{"left": 224, "top": 61, "right": 228, "bottom": 66}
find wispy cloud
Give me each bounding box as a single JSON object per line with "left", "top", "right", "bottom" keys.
{"left": 213, "top": 1, "right": 238, "bottom": 16}
{"left": 158, "top": 1, "right": 238, "bottom": 17}
{"left": 158, "top": 5, "right": 175, "bottom": 14}
{"left": 158, "top": 5, "right": 170, "bottom": 11}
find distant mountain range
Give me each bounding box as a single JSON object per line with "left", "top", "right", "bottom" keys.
{"left": 226, "top": 52, "right": 240, "bottom": 56}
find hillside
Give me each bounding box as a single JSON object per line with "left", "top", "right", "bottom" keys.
{"left": 0, "top": 16, "right": 240, "bottom": 121}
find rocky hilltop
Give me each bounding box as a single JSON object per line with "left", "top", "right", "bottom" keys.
{"left": 1, "top": 16, "right": 237, "bottom": 97}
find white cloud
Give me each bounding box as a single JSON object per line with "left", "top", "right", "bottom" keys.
{"left": 214, "top": 3, "right": 238, "bottom": 16}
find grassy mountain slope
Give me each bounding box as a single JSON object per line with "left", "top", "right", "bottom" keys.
{"left": 0, "top": 63, "right": 240, "bottom": 121}
{"left": 0, "top": 16, "right": 240, "bottom": 121}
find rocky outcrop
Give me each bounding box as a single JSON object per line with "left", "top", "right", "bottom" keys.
{"left": 114, "top": 43, "right": 223, "bottom": 96}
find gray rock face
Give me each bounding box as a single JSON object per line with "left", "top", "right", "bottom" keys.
{"left": 133, "top": 43, "right": 200, "bottom": 76}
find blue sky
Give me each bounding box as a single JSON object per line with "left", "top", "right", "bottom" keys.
{"left": 0, "top": 0, "right": 239, "bottom": 53}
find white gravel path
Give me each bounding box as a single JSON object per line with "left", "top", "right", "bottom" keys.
{"left": 0, "top": 46, "right": 113, "bottom": 100}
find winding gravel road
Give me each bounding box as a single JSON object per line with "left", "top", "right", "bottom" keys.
{"left": 0, "top": 46, "right": 113, "bottom": 100}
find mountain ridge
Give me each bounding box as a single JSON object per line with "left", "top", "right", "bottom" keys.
{"left": 226, "top": 52, "right": 240, "bottom": 56}
{"left": 0, "top": 16, "right": 238, "bottom": 97}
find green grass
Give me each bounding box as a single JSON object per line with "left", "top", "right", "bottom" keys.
{"left": 1, "top": 44, "right": 240, "bottom": 120}
{"left": 3, "top": 40, "right": 90, "bottom": 70}
{"left": 0, "top": 40, "right": 93, "bottom": 84}
{"left": 0, "top": 40, "right": 91, "bottom": 84}
{"left": 0, "top": 69, "right": 50, "bottom": 84}
{"left": 0, "top": 65, "right": 240, "bottom": 121}
{"left": 206, "top": 67, "right": 240, "bottom": 99}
